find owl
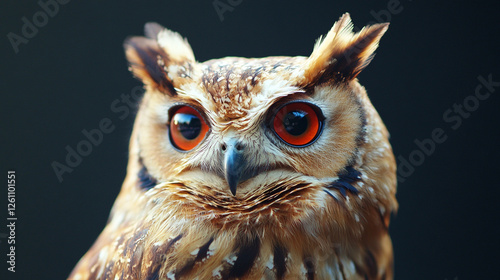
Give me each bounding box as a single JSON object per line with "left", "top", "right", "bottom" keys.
{"left": 69, "top": 13, "right": 397, "bottom": 280}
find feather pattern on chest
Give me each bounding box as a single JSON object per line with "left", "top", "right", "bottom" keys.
{"left": 69, "top": 13, "right": 397, "bottom": 280}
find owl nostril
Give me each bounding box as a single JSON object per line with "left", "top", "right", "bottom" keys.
{"left": 221, "top": 139, "right": 244, "bottom": 153}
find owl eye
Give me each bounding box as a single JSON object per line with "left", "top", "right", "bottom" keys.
{"left": 271, "top": 102, "right": 324, "bottom": 147}
{"left": 169, "top": 105, "right": 209, "bottom": 151}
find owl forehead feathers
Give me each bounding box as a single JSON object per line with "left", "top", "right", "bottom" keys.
{"left": 124, "top": 13, "right": 388, "bottom": 120}
{"left": 195, "top": 57, "right": 305, "bottom": 120}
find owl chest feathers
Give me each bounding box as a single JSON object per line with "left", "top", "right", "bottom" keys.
{"left": 78, "top": 164, "right": 386, "bottom": 280}
{"left": 84, "top": 182, "right": 383, "bottom": 280}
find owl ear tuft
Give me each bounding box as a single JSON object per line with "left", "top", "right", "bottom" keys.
{"left": 124, "top": 23, "right": 195, "bottom": 94}
{"left": 302, "top": 13, "right": 389, "bottom": 85}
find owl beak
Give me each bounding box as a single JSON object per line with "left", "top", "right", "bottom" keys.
{"left": 223, "top": 139, "right": 246, "bottom": 196}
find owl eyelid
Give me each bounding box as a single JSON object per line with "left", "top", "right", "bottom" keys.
{"left": 268, "top": 100, "right": 326, "bottom": 121}
{"left": 167, "top": 103, "right": 210, "bottom": 126}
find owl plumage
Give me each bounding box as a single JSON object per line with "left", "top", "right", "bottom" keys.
{"left": 69, "top": 13, "right": 397, "bottom": 280}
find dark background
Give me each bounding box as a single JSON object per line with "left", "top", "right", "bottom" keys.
{"left": 1, "top": 0, "right": 499, "bottom": 279}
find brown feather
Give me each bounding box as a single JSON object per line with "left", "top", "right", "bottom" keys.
{"left": 302, "top": 13, "right": 389, "bottom": 85}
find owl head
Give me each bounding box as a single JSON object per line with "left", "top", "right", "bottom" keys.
{"left": 122, "top": 13, "right": 396, "bottom": 218}
{"left": 70, "top": 13, "right": 398, "bottom": 280}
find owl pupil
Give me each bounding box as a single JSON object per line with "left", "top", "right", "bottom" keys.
{"left": 283, "top": 111, "right": 308, "bottom": 136}
{"left": 174, "top": 113, "right": 201, "bottom": 140}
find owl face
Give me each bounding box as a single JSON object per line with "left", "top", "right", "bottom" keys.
{"left": 122, "top": 13, "right": 398, "bottom": 230}
{"left": 136, "top": 57, "right": 364, "bottom": 197}
{"left": 127, "top": 22, "right": 386, "bottom": 197}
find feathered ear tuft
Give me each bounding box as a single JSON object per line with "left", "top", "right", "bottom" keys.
{"left": 124, "top": 23, "right": 195, "bottom": 94}
{"left": 302, "top": 13, "right": 389, "bottom": 85}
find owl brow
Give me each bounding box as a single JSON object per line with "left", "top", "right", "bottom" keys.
{"left": 256, "top": 90, "right": 308, "bottom": 120}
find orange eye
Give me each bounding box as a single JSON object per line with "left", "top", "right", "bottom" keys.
{"left": 169, "top": 106, "right": 209, "bottom": 151}
{"left": 272, "top": 102, "right": 324, "bottom": 147}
